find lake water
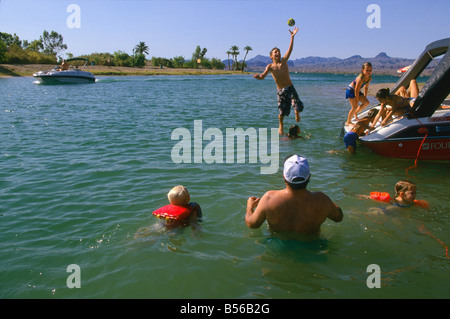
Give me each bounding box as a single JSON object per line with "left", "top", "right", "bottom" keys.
{"left": 0, "top": 73, "right": 448, "bottom": 300}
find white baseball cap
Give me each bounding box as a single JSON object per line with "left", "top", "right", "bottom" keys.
{"left": 283, "top": 155, "right": 311, "bottom": 184}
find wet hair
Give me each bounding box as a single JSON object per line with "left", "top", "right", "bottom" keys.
{"left": 394, "top": 180, "right": 416, "bottom": 197}
{"left": 167, "top": 185, "right": 190, "bottom": 205}
{"left": 376, "top": 88, "right": 391, "bottom": 100}
{"left": 287, "top": 125, "right": 300, "bottom": 138}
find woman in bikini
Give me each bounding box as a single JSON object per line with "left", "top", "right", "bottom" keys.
{"left": 375, "top": 79, "right": 419, "bottom": 126}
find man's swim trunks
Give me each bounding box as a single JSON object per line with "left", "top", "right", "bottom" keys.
{"left": 277, "top": 85, "right": 304, "bottom": 116}
{"left": 343, "top": 131, "right": 358, "bottom": 150}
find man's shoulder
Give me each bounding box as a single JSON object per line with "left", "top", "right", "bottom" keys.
{"left": 262, "top": 189, "right": 280, "bottom": 198}
{"left": 308, "top": 190, "right": 333, "bottom": 202}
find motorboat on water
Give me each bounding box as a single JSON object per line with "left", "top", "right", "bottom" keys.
{"left": 33, "top": 58, "right": 96, "bottom": 84}
{"left": 342, "top": 38, "right": 450, "bottom": 160}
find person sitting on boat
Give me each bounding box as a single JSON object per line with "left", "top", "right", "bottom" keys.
{"left": 396, "top": 79, "right": 419, "bottom": 99}
{"left": 343, "top": 108, "right": 379, "bottom": 153}
{"left": 59, "top": 60, "right": 69, "bottom": 71}
{"left": 375, "top": 79, "right": 419, "bottom": 126}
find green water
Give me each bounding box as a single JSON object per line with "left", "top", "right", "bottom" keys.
{"left": 0, "top": 74, "right": 448, "bottom": 299}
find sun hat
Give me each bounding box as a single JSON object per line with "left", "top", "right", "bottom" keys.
{"left": 283, "top": 155, "right": 311, "bottom": 184}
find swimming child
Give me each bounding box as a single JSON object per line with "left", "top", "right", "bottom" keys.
{"left": 362, "top": 180, "right": 429, "bottom": 209}
{"left": 375, "top": 79, "right": 419, "bottom": 126}
{"left": 345, "top": 62, "right": 373, "bottom": 125}
{"left": 343, "top": 108, "right": 378, "bottom": 153}
{"left": 287, "top": 124, "right": 301, "bottom": 139}
{"left": 253, "top": 27, "right": 304, "bottom": 135}
{"left": 153, "top": 185, "right": 202, "bottom": 226}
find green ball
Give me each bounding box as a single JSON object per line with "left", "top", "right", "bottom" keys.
{"left": 287, "top": 18, "right": 295, "bottom": 26}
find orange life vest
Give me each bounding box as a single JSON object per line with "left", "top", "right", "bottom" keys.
{"left": 370, "top": 192, "right": 391, "bottom": 202}
{"left": 414, "top": 199, "right": 429, "bottom": 209}
{"left": 370, "top": 192, "right": 429, "bottom": 208}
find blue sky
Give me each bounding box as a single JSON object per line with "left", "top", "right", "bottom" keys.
{"left": 0, "top": 0, "right": 449, "bottom": 61}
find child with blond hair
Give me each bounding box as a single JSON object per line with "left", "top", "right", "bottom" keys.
{"left": 153, "top": 185, "right": 202, "bottom": 224}
{"left": 363, "top": 180, "right": 429, "bottom": 209}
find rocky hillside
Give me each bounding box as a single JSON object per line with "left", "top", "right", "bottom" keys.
{"left": 243, "top": 52, "right": 423, "bottom": 75}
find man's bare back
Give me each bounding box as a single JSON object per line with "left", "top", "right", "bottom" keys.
{"left": 245, "top": 155, "right": 343, "bottom": 237}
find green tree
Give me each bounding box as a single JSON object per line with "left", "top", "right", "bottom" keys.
{"left": 242, "top": 46, "right": 252, "bottom": 72}
{"left": 113, "top": 50, "right": 132, "bottom": 66}
{"left": 40, "top": 30, "right": 68, "bottom": 58}
{"left": 23, "top": 39, "right": 44, "bottom": 52}
{"left": 0, "top": 32, "right": 21, "bottom": 47}
{"left": 210, "top": 58, "right": 225, "bottom": 70}
{"left": 192, "top": 45, "right": 207, "bottom": 68}
{"left": 172, "top": 56, "right": 185, "bottom": 68}
{"left": 229, "top": 45, "right": 239, "bottom": 70}
{"left": 0, "top": 40, "right": 7, "bottom": 62}
{"left": 134, "top": 41, "right": 149, "bottom": 56}
{"left": 226, "top": 50, "right": 232, "bottom": 70}
{"left": 133, "top": 54, "right": 146, "bottom": 67}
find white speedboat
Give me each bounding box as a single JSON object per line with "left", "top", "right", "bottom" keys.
{"left": 342, "top": 38, "right": 450, "bottom": 160}
{"left": 33, "top": 58, "right": 96, "bottom": 84}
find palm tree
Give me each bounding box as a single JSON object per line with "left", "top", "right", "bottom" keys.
{"left": 134, "top": 41, "right": 149, "bottom": 56}
{"left": 229, "top": 45, "right": 239, "bottom": 70}
{"left": 226, "top": 50, "right": 232, "bottom": 70}
{"left": 242, "top": 46, "right": 252, "bottom": 72}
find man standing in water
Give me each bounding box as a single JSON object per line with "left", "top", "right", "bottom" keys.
{"left": 245, "top": 155, "right": 343, "bottom": 237}
{"left": 253, "top": 27, "right": 304, "bottom": 135}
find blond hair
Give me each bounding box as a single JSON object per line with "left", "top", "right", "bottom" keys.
{"left": 167, "top": 185, "right": 190, "bottom": 205}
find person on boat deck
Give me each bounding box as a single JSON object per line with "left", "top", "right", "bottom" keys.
{"left": 245, "top": 155, "right": 343, "bottom": 238}
{"left": 375, "top": 79, "right": 419, "bottom": 126}
{"left": 59, "top": 60, "right": 69, "bottom": 71}
{"left": 343, "top": 109, "right": 379, "bottom": 153}
{"left": 253, "top": 27, "right": 304, "bottom": 135}
{"left": 345, "top": 62, "right": 372, "bottom": 125}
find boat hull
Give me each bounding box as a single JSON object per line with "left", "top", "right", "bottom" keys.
{"left": 361, "top": 137, "right": 450, "bottom": 160}
{"left": 33, "top": 70, "right": 95, "bottom": 84}
{"left": 359, "top": 110, "right": 450, "bottom": 160}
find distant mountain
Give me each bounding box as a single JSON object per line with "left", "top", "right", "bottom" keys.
{"left": 238, "top": 52, "right": 419, "bottom": 75}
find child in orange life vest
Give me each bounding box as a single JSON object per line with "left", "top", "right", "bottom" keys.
{"left": 153, "top": 185, "right": 202, "bottom": 225}
{"left": 368, "top": 180, "right": 429, "bottom": 209}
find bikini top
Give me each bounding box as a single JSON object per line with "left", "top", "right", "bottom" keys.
{"left": 349, "top": 74, "right": 371, "bottom": 90}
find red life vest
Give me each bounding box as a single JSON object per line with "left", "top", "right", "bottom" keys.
{"left": 153, "top": 204, "right": 194, "bottom": 221}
